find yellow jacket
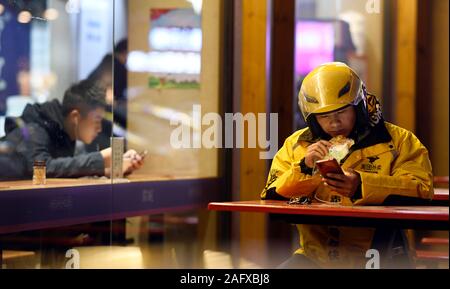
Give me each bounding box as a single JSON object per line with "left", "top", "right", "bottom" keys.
{"left": 261, "top": 122, "right": 433, "bottom": 268}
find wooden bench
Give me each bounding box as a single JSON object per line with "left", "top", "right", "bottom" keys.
{"left": 415, "top": 250, "right": 448, "bottom": 260}
{"left": 415, "top": 235, "right": 449, "bottom": 268}
{"left": 3, "top": 250, "right": 35, "bottom": 260}
{"left": 421, "top": 237, "right": 449, "bottom": 246}
{"left": 434, "top": 176, "right": 449, "bottom": 187}
{"left": 2, "top": 250, "right": 37, "bottom": 269}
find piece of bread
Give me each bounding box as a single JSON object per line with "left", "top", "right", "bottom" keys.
{"left": 324, "top": 135, "right": 354, "bottom": 162}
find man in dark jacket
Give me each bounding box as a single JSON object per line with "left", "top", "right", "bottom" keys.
{"left": 0, "top": 140, "right": 27, "bottom": 180}
{"left": 2, "top": 79, "right": 143, "bottom": 179}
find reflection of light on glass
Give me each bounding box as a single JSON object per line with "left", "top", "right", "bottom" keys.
{"left": 18, "top": 11, "right": 32, "bottom": 24}
{"left": 44, "top": 8, "right": 59, "bottom": 21}
{"left": 295, "top": 21, "right": 335, "bottom": 76}
{"left": 0, "top": 58, "right": 5, "bottom": 90}
{"left": 128, "top": 51, "right": 201, "bottom": 75}
{"left": 186, "top": 0, "right": 202, "bottom": 15}
{"left": 129, "top": 102, "right": 199, "bottom": 131}
{"left": 30, "top": 71, "right": 58, "bottom": 103}
{"left": 0, "top": 19, "right": 4, "bottom": 51}
{"left": 0, "top": 4, "right": 5, "bottom": 15}
{"left": 126, "top": 102, "right": 195, "bottom": 146}
{"left": 65, "top": 0, "right": 81, "bottom": 14}
{"left": 0, "top": 58, "right": 4, "bottom": 73}
{"left": 149, "top": 27, "right": 202, "bottom": 52}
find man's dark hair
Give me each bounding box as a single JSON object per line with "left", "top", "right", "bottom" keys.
{"left": 115, "top": 39, "right": 128, "bottom": 54}
{"left": 62, "top": 79, "right": 107, "bottom": 117}
{"left": 87, "top": 54, "right": 113, "bottom": 88}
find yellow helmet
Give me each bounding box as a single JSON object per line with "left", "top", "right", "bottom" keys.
{"left": 298, "top": 62, "right": 365, "bottom": 122}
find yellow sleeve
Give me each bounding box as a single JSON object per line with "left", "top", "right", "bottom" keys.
{"left": 354, "top": 131, "right": 433, "bottom": 205}
{"left": 261, "top": 137, "right": 321, "bottom": 200}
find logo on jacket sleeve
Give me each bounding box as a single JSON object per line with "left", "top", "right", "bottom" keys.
{"left": 367, "top": 156, "right": 379, "bottom": 164}
{"left": 360, "top": 156, "right": 382, "bottom": 173}
{"left": 262, "top": 169, "right": 280, "bottom": 194}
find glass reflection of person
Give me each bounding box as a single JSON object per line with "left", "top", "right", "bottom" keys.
{"left": 112, "top": 39, "right": 128, "bottom": 130}
{"left": 88, "top": 39, "right": 128, "bottom": 128}
{"left": 84, "top": 39, "right": 129, "bottom": 152}
{"left": 2, "top": 79, "right": 143, "bottom": 179}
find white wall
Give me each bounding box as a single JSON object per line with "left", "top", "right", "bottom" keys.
{"left": 48, "top": 0, "right": 77, "bottom": 101}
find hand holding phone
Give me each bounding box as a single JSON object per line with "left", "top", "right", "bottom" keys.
{"left": 316, "top": 158, "right": 344, "bottom": 177}
{"left": 316, "top": 159, "right": 361, "bottom": 198}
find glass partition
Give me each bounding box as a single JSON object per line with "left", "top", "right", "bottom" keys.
{"left": 0, "top": 0, "right": 117, "bottom": 269}
{"left": 116, "top": 0, "right": 222, "bottom": 181}
{"left": 108, "top": 0, "right": 225, "bottom": 269}
{"left": 0, "top": 0, "right": 226, "bottom": 269}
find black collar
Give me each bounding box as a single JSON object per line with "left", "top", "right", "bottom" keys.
{"left": 297, "top": 121, "right": 392, "bottom": 150}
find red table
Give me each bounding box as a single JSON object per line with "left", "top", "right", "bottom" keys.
{"left": 209, "top": 198, "right": 448, "bottom": 269}
{"left": 208, "top": 200, "right": 449, "bottom": 230}
{"left": 433, "top": 188, "right": 449, "bottom": 202}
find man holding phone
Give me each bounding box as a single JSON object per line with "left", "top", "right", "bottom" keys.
{"left": 2, "top": 79, "right": 145, "bottom": 179}
{"left": 261, "top": 62, "right": 433, "bottom": 268}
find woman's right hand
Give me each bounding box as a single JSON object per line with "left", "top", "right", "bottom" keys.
{"left": 305, "top": 140, "right": 332, "bottom": 168}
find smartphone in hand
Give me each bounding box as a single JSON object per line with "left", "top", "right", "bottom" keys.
{"left": 316, "top": 158, "right": 344, "bottom": 177}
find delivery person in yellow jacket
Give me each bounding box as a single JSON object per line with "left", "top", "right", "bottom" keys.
{"left": 261, "top": 62, "right": 433, "bottom": 269}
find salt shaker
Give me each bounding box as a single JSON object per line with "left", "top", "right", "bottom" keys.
{"left": 33, "top": 160, "right": 46, "bottom": 185}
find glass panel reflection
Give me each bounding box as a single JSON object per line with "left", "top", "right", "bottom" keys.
{"left": 1, "top": 0, "right": 223, "bottom": 269}
{"left": 294, "top": 0, "right": 385, "bottom": 130}
{"left": 125, "top": 0, "right": 220, "bottom": 180}
{"left": 0, "top": 0, "right": 115, "bottom": 269}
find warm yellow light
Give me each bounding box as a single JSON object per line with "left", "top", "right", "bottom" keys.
{"left": 44, "top": 8, "right": 59, "bottom": 21}
{"left": 186, "top": 0, "right": 202, "bottom": 14}
{"left": 0, "top": 4, "right": 5, "bottom": 15}
{"left": 18, "top": 11, "right": 32, "bottom": 24}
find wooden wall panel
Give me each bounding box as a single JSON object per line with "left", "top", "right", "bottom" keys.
{"left": 238, "top": 0, "right": 270, "bottom": 266}
{"left": 394, "top": 0, "right": 418, "bottom": 132}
